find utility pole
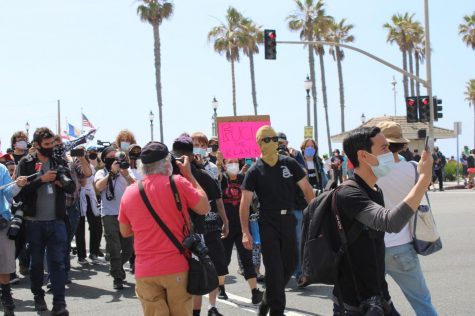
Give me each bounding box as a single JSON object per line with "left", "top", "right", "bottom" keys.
{"left": 57, "top": 99, "right": 61, "bottom": 135}
{"left": 424, "top": 0, "right": 435, "bottom": 149}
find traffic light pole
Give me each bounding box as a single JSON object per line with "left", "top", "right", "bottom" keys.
{"left": 424, "top": 0, "right": 435, "bottom": 149}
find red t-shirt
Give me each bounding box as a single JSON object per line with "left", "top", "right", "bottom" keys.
{"left": 118, "top": 174, "right": 202, "bottom": 278}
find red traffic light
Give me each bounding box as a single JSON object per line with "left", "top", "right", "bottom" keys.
{"left": 268, "top": 32, "right": 276, "bottom": 40}
{"left": 421, "top": 98, "right": 430, "bottom": 106}
{"left": 407, "top": 99, "right": 416, "bottom": 106}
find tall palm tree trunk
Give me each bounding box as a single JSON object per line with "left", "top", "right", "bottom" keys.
{"left": 231, "top": 60, "right": 237, "bottom": 116}
{"left": 336, "top": 47, "right": 345, "bottom": 132}
{"left": 415, "top": 51, "right": 421, "bottom": 97}
{"left": 402, "top": 50, "right": 409, "bottom": 99}
{"left": 249, "top": 52, "right": 258, "bottom": 115}
{"left": 318, "top": 50, "right": 332, "bottom": 153}
{"left": 308, "top": 45, "right": 319, "bottom": 142}
{"left": 408, "top": 48, "right": 415, "bottom": 96}
{"left": 152, "top": 23, "right": 164, "bottom": 142}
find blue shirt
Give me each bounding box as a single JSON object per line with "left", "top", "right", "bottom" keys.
{"left": 0, "top": 164, "right": 20, "bottom": 221}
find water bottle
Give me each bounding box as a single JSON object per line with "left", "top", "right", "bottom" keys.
{"left": 249, "top": 213, "right": 261, "bottom": 245}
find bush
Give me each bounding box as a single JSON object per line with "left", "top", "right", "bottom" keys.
{"left": 444, "top": 160, "right": 463, "bottom": 181}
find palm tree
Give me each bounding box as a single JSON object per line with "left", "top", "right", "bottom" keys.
{"left": 459, "top": 12, "right": 475, "bottom": 49}
{"left": 287, "top": 0, "right": 323, "bottom": 143}
{"left": 384, "top": 13, "right": 414, "bottom": 99}
{"left": 328, "top": 18, "right": 354, "bottom": 133}
{"left": 208, "top": 7, "right": 247, "bottom": 116}
{"left": 137, "top": 0, "right": 173, "bottom": 143}
{"left": 464, "top": 80, "right": 475, "bottom": 147}
{"left": 241, "top": 19, "right": 264, "bottom": 115}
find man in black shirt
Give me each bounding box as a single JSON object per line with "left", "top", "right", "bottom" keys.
{"left": 333, "top": 127, "right": 433, "bottom": 315}
{"left": 240, "top": 126, "right": 314, "bottom": 316}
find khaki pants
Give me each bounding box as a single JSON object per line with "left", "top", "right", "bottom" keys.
{"left": 136, "top": 271, "right": 191, "bottom": 316}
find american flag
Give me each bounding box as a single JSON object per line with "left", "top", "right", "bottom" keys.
{"left": 82, "top": 113, "right": 94, "bottom": 129}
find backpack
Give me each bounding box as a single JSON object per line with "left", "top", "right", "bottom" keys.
{"left": 300, "top": 179, "right": 364, "bottom": 286}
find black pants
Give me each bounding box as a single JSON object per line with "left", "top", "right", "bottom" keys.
{"left": 222, "top": 225, "right": 256, "bottom": 280}
{"left": 434, "top": 169, "right": 444, "bottom": 190}
{"left": 76, "top": 195, "right": 103, "bottom": 259}
{"left": 259, "top": 211, "right": 297, "bottom": 316}
{"left": 14, "top": 223, "right": 30, "bottom": 269}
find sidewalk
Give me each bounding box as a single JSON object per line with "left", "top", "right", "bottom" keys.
{"left": 439, "top": 180, "right": 471, "bottom": 191}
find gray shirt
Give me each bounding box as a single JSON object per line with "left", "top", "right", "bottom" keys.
{"left": 94, "top": 168, "right": 130, "bottom": 216}
{"left": 33, "top": 160, "right": 57, "bottom": 221}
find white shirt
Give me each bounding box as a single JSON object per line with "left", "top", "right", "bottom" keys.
{"left": 323, "top": 158, "right": 331, "bottom": 172}
{"left": 377, "top": 159, "right": 416, "bottom": 248}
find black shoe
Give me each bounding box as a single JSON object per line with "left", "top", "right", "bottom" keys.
{"left": 113, "top": 278, "right": 124, "bottom": 290}
{"left": 252, "top": 288, "right": 264, "bottom": 305}
{"left": 218, "top": 286, "right": 228, "bottom": 300}
{"left": 258, "top": 301, "right": 269, "bottom": 316}
{"left": 19, "top": 264, "right": 29, "bottom": 276}
{"left": 51, "top": 304, "right": 69, "bottom": 316}
{"left": 34, "top": 295, "right": 47, "bottom": 311}
{"left": 9, "top": 273, "right": 20, "bottom": 285}
{"left": 256, "top": 273, "right": 265, "bottom": 283}
{"left": 207, "top": 307, "right": 224, "bottom": 316}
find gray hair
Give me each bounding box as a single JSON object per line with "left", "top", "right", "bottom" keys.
{"left": 139, "top": 156, "right": 172, "bottom": 176}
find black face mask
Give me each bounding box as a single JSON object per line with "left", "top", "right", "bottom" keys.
{"left": 104, "top": 158, "right": 115, "bottom": 170}
{"left": 211, "top": 144, "right": 219, "bottom": 153}
{"left": 53, "top": 146, "right": 65, "bottom": 158}
{"left": 38, "top": 146, "right": 54, "bottom": 158}
{"left": 88, "top": 153, "right": 98, "bottom": 160}
{"left": 129, "top": 153, "right": 140, "bottom": 160}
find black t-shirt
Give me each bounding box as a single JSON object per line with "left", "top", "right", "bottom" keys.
{"left": 242, "top": 155, "right": 306, "bottom": 211}
{"left": 334, "top": 175, "right": 390, "bottom": 307}
{"left": 467, "top": 155, "right": 475, "bottom": 168}
{"left": 190, "top": 165, "right": 221, "bottom": 234}
{"left": 13, "top": 153, "right": 26, "bottom": 165}
{"left": 221, "top": 173, "right": 244, "bottom": 228}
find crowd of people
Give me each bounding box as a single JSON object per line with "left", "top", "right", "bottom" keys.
{"left": 0, "top": 121, "right": 465, "bottom": 316}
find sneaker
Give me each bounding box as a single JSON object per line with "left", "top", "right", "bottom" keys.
{"left": 251, "top": 288, "right": 264, "bottom": 305}
{"left": 34, "top": 295, "right": 47, "bottom": 311}
{"left": 218, "top": 286, "right": 228, "bottom": 300}
{"left": 51, "top": 304, "right": 69, "bottom": 316}
{"left": 96, "top": 251, "right": 105, "bottom": 258}
{"left": 113, "top": 278, "right": 124, "bottom": 290}
{"left": 78, "top": 258, "right": 88, "bottom": 264}
{"left": 9, "top": 273, "right": 20, "bottom": 285}
{"left": 207, "top": 307, "right": 224, "bottom": 316}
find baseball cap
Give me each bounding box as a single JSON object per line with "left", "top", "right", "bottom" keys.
{"left": 0, "top": 153, "right": 13, "bottom": 161}
{"left": 376, "top": 121, "right": 409, "bottom": 144}
{"left": 277, "top": 132, "right": 287, "bottom": 141}
{"left": 140, "top": 141, "right": 169, "bottom": 164}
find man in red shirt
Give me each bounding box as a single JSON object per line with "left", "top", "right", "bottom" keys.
{"left": 118, "top": 141, "right": 209, "bottom": 316}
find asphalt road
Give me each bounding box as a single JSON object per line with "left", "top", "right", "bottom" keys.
{"left": 8, "top": 190, "right": 475, "bottom": 315}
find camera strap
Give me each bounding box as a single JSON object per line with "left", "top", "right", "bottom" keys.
{"left": 138, "top": 179, "right": 186, "bottom": 255}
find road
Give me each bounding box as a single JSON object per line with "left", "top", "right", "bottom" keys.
{"left": 9, "top": 190, "right": 475, "bottom": 315}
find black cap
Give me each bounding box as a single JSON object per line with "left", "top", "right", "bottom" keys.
{"left": 140, "top": 141, "right": 169, "bottom": 164}
{"left": 277, "top": 132, "right": 287, "bottom": 141}
{"left": 172, "top": 133, "right": 194, "bottom": 154}
{"left": 101, "top": 146, "right": 116, "bottom": 162}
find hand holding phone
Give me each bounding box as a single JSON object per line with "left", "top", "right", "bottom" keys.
{"left": 424, "top": 136, "right": 429, "bottom": 152}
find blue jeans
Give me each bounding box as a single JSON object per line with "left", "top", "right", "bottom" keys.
{"left": 26, "top": 220, "right": 68, "bottom": 305}
{"left": 385, "top": 243, "right": 438, "bottom": 316}
{"left": 293, "top": 210, "right": 303, "bottom": 278}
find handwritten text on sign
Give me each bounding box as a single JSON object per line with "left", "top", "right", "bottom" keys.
{"left": 218, "top": 121, "right": 270, "bottom": 159}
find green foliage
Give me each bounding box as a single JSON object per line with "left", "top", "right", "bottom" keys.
{"left": 444, "top": 160, "right": 463, "bottom": 181}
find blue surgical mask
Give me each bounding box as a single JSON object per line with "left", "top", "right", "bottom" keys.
{"left": 120, "top": 141, "right": 130, "bottom": 151}
{"left": 193, "top": 147, "right": 207, "bottom": 157}
{"left": 304, "top": 146, "right": 316, "bottom": 157}
{"left": 368, "top": 152, "right": 396, "bottom": 178}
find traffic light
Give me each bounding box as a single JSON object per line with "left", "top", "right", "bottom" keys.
{"left": 433, "top": 97, "right": 443, "bottom": 121}
{"left": 405, "top": 96, "right": 418, "bottom": 123}
{"left": 418, "top": 96, "right": 431, "bottom": 123}
{"left": 264, "top": 29, "right": 276, "bottom": 60}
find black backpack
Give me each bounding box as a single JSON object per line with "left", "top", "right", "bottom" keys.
{"left": 300, "top": 179, "right": 364, "bottom": 286}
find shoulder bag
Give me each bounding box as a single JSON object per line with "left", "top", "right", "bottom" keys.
{"left": 137, "top": 176, "right": 218, "bottom": 295}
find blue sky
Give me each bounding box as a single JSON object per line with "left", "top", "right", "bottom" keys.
{"left": 0, "top": 1, "right": 473, "bottom": 157}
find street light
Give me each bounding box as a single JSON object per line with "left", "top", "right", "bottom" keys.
{"left": 211, "top": 97, "right": 219, "bottom": 136}
{"left": 360, "top": 113, "right": 366, "bottom": 124}
{"left": 149, "top": 110, "right": 155, "bottom": 141}
{"left": 25, "top": 121, "right": 30, "bottom": 137}
{"left": 304, "top": 75, "right": 312, "bottom": 127}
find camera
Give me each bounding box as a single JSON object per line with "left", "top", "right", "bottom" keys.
{"left": 360, "top": 296, "right": 390, "bottom": 316}
{"left": 183, "top": 233, "right": 208, "bottom": 257}
{"left": 115, "top": 152, "right": 130, "bottom": 169}
{"left": 7, "top": 202, "right": 24, "bottom": 240}
{"left": 55, "top": 164, "right": 74, "bottom": 188}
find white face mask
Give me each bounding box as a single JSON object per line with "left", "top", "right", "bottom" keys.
{"left": 16, "top": 141, "right": 28, "bottom": 150}
{"left": 367, "top": 152, "right": 396, "bottom": 178}
{"left": 226, "top": 163, "right": 240, "bottom": 176}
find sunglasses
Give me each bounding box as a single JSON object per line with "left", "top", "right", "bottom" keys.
{"left": 261, "top": 136, "right": 279, "bottom": 143}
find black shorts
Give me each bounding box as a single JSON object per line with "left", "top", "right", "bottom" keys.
{"left": 204, "top": 230, "right": 229, "bottom": 276}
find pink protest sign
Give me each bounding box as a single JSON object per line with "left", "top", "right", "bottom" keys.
{"left": 217, "top": 116, "right": 271, "bottom": 159}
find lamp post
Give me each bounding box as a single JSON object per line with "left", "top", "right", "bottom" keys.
{"left": 304, "top": 75, "right": 312, "bottom": 127}
{"left": 360, "top": 113, "right": 366, "bottom": 125}
{"left": 391, "top": 76, "right": 397, "bottom": 116}
{"left": 149, "top": 110, "right": 154, "bottom": 141}
{"left": 212, "top": 97, "right": 219, "bottom": 136}
{"left": 25, "top": 121, "right": 30, "bottom": 137}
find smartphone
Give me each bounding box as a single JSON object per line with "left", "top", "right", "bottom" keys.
{"left": 70, "top": 148, "right": 85, "bottom": 157}
{"left": 424, "top": 136, "right": 429, "bottom": 151}
{"left": 245, "top": 158, "right": 253, "bottom": 166}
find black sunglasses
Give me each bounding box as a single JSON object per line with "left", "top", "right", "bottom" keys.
{"left": 261, "top": 136, "right": 279, "bottom": 143}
